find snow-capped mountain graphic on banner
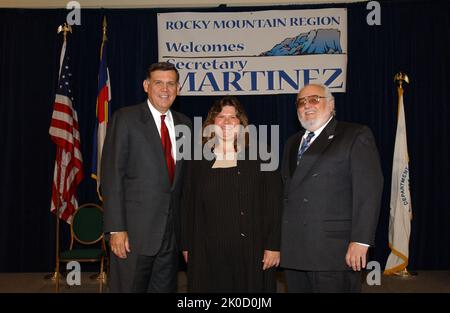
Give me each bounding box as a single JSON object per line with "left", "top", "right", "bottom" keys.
{"left": 260, "top": 29, "right": 343, "bottom": 56}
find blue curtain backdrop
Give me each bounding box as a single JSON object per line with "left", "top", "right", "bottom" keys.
{"left": 0, "top": 0, "right": 449, "bottom": 272}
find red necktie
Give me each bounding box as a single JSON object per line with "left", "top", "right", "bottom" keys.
{"left": 160, "top": 115, "right": 175, "bottom": 184}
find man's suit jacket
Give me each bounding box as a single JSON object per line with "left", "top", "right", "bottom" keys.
{"left": 280, "top": 118, "right": 383, "bottom": 271}
{"left": 101, "top": 102, "right": 192, "bottom": 256}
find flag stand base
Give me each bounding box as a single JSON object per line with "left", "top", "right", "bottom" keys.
{"left": 90, "top": 273, "right": 107, "bottom": 284}
{"left": 394, "top": 268, "right": 418, "bottom": 277}
{"left": 44, "top": 272, "right": 58, "bottom": 280}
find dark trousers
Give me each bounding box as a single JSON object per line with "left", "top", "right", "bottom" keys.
{"left": 109, "top": 229, "right": 178, "bottom": 293}
{"left": 131, "top": 230, "right": 178, "bottom": 293}
{"left": 284, "top": 269, "right": 362, "bottom": 293}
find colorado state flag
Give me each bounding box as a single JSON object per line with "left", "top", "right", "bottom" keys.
{"left": 91, "top": 17, "right": 111, "bottom": 200}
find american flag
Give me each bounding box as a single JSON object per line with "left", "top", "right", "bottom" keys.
{"left": 49, "top": 40, "right": 84, "bottom": 224}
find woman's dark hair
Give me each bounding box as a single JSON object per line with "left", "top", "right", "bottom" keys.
{"left": 202, "top": 96, "right": 249, "bottom": 150}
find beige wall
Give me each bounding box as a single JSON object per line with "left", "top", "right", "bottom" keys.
{"left": 0, "top": 0, "right": 365, "bottom": 8}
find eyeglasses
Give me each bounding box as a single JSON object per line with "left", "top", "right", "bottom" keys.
{"left": 296, "top": 95, "right": 327, "bottom": 107}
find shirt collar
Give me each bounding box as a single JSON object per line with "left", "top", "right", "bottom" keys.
{"left": 147, "top": 99, "right": 173, "bottom": 124}
{"left": 304, "top": 115, "right": 333, "bottom": 139}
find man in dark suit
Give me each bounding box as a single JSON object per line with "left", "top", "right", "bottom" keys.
{"left": 280, "top": 83, "right": 383, "bottom": 292}
{"left": 101, "top": 62, "right": 192, "bottom": 292}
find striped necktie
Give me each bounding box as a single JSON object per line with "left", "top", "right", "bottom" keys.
{"left": 297, "top": 132, "right": 315, "bottom": 165}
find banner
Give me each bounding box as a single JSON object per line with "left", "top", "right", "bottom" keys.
{"left": 158, "top": 9, "right": 347, "bottom": 95}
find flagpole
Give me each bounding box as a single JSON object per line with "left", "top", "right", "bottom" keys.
{"left": 102, "top": 16, "right": 107, "bottom": 43}
{"left": 392, "top": 72, "right": 416, "bottom": 277}
{"left": 44, "top": 147, "right": 61, "bottom": 282}
{"left": 44, "top": 23, "right": 72, "bottom": 288}
{"left": 54, "top": 148, "right": 62, "bottom": 291}
{"left": 89, "top": 16, "right": 108, "bottom": 284}
{"left": 394, "top": 72, "right": 409, "bottom": 96}
{"left": 92, "top": 15, "right": 109, "bottom": 202}
{"left": 100, "top": 16, "right": 108, "bottom": 285}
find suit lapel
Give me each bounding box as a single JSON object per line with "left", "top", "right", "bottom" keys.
{"left": 289, "top": 131, "right": 303, "bottom": 177}
{"left": 139, "top": 102, "right": 171, "bottom": 186}
{"left": 291, "top": 118, "right": 338, "bottom": 187}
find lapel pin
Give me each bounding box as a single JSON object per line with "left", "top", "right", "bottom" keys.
{"left": 328, "top": 135, "right": 334, "bottom": 139}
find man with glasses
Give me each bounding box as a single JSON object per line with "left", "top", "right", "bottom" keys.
{"left": 280, "top": 83, "right": 383, "bottom": 292}
{"left": 102, "top": 62, "right": 192, "bottom": 292}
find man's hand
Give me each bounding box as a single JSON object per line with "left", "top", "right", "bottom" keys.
{"left": 110, "top": 231, "right": 131, "bottom": 259}
{"left": 345, "top": 242, "right": 368, "bottom": 271}
{"left": 262, "top": 250, "right": 280, "bottom": 270}
{"left": 182, "top": 251, "right": 188, "bottom": 263}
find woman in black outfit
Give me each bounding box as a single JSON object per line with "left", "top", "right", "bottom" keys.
{"left": 181, "top": 96, "right": 282, "bottom": 292}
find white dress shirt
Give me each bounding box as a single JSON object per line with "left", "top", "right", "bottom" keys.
{"left": 299, "top": 116, "right": 333, "bottom": 147}
{"left": 147, "top": 99, "right": 177, "bottom": 163}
